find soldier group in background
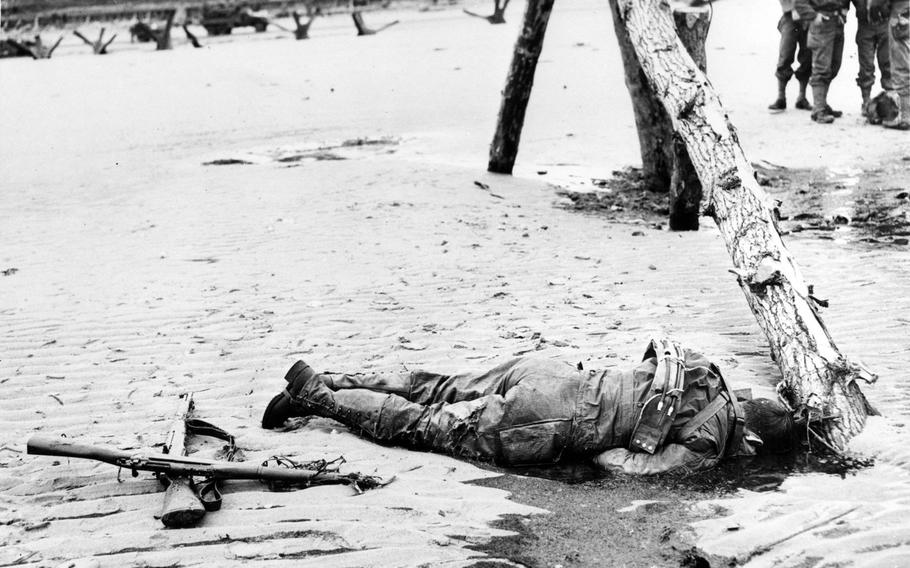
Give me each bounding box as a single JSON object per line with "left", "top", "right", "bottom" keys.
{"left": 771, "top": 0, "right": 909, "bottom": 130}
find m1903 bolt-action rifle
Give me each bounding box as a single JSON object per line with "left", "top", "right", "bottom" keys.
{"left": 27, "top": 435, "right": 387, "bottom": 504}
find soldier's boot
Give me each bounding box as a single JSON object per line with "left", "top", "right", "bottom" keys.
{"left": 768, "top": 79, "right": 788, "bottom": 111}
{"left": 860, "top": 86, "right": 872, "bottom": 115}
{"left": 795, "top": 80, "right": 812, "bottom": 110}
{"left": 811, "top": 84, "right": 836, "bottom": 124}
{"left": 884, "top": 93, "right": 910, "bottom": 130}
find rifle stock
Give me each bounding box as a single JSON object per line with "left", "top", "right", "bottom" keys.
{"left": 160, "top": 392, "right": 206, "bottom": 528}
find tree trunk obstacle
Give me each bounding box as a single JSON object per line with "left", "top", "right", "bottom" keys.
{"left": 487, "top": 0, "right": 555, "bottom": 174}
{"left": 351, "top": 11, "right": 399, "bottom": 36}
{"left": 464, "top": 0, "right": 511, "bottom": 24}
{"left": 291, "top": 11, "right": 315, "bottom": 40}
{"left": 608, "top": 0, "right": 708, "bottom": 230}
{"left": 614, "top": 0, "right": 875, "bottom": 450}
{"left": 7, "top": 34, "right": 63, "bottom": 59}
{"left": 155, "top": 10, "right": 175, "bottom": 51}
{"left": 74, "top": 27, "right": 117, "bottom": 54}
{"left": 183, "top": 25, "right": 202, "bottom": 48}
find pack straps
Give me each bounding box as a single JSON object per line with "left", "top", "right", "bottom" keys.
{"left": 630, "top": 338, "right": 686, "bottom": 454}
{"left": 676, "top": 365, "right": 746, "bottom": 458}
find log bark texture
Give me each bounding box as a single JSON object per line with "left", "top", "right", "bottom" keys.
{"left": 616, "top": 0, "right": 874, "bottom": 450}
{"left": 487, "top": 0, "right": 555, "bottom": 175}
{"left": 668, "top": 7, "right": 709, "bottom": 230}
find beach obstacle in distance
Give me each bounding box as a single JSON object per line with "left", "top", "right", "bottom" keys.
{"left": 183, "top": 25, "right": 202, "bottom": 48}
{"left": 73, "top": 27, "right": 117, "bottom": 54}
{"left": 463, "top": 0, "right": 511, "bottom": 24}
{"left": 351, "top": 11, "right": 399, "bottom": 36}
{"left": 130, "top": 9, "right": 175, "bottom": 50}
{"left": 4, "top": 34, "right": 63, "bottom": 59}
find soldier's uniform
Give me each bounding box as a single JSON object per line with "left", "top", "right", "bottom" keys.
{"left": 852, "top": 0, "right": 893, "bottom": 109}
{"left": 268, "top": 340, "right": 759, "bottom": 475}
{"left": 874, "top": 0, "right": 910, "bottom": 128}
{"left": 770, "top": 0, "right": 813, "bottom": 111}
{"left": 795, "top": 0, "right": 852, "bottom": 123}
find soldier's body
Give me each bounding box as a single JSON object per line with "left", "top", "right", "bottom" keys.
{"left": 261, "top": 339, "right": 796, "bottom": 475}
{"left": 872, "top": 0, "right": 910, "bottom": 129}
{"left": 770, "top": 0, "right": 813, "bottom": 111}
{"left": 852, "top": 0, "right": 893, "bottom": 111}
{"left": 795, "top": 0, "right": 852, "bottom": 123}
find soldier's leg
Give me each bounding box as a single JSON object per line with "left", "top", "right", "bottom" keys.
{"left": 771, "top": 13, "right": 799, "bottom": 110}
{"left": 856, "top": 23, "right": 878, "bottom": 109}
{"left": 808, "top": 16, "right": 837, "bottom": 123}
{"left": 284, "top": 373, "right": 508, "bottom": 461}
{"left": 885, "top": 2, "right": 910, "bottom": 129}
{"left": 319, "top": 357, "right": 533, "bottom": 405}
{"left": 795, "top": 24, "right": 813, "bottom": 109}
{"left": 877, "top": 22, "right": 893, "bottom": 91}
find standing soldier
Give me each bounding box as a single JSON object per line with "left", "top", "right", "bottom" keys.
{"left": 852, "top": 0, "right": 892, "bottom": 113}
{"left": 770, "top": 0, "right": 813, "bottom": 112}
{"left": 871, "top": 0, "right": 910, "bottom": 129}
{"left": 795, "top": 0, "right": 851, "bottom": 123}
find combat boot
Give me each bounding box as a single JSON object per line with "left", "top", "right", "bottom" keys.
{"left": 795, "top": 80, "right": 812, "bottom": 110}
{"left": 261, "top": 360, "right": 323, "bottom": 429}
{"left": 768, "top": 79, "right": 788, "bottom": 111}
{"left": 811, "top": 84, "right": 835, "bottom": 124}
{"left": 884, "top": 93, "right": 910, "bottom": 130}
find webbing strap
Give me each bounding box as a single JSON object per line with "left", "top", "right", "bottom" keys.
{"left": 676, "top": 371, "right": 746, "bottom": 457}
{"left": 678, "top": 392, "right": 729, "bottom": 441}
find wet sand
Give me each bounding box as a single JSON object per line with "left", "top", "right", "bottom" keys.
{"left": 1, "top": 0, "right": 909, "bottom": 566}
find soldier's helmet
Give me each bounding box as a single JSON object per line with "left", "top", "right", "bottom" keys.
{"left": 742, "top": 398, "right": 797, "bottom": 454}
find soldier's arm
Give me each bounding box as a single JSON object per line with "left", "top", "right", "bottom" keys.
{"left": 592, "top": 444, "right": 718, "bottom": 475}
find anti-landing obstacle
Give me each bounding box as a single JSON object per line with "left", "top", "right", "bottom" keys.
{"left": 487, "top": 0, "right": 875, "bottom": 451}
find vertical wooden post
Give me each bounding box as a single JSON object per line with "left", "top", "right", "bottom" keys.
{"left": 668, "top": 7, "right": 710, "bottom": 231}
{"left": 487, "top": 0, "right": 555, "bottom": 175}
{"left": 608, "top": 0, "right": 710, "bottom": 230}
{"left": 607, "top": 0, "right": 673, "bottom": 191}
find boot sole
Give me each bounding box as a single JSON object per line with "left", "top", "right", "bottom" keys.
{"left": 261, "top": 391, "right": 292, "bottom": 429}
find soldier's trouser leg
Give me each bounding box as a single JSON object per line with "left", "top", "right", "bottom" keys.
{"left": 877, "top": 21, "right": 893, "bottom": 90}
{"left": 886, "top": 2, "right": 910, "bottom": 128}
{"left": 808, "top": 16, "right": 844, "bottom": 120}
{"left": 291, "top": 381, "right": 507, "bottom": 461}
{"left": 775, "top": 13, "right": 800, "bottom": 86}
{"left": 856, "top": 22, "right": 879, "bottom": 98}
{"left": 321, "top": 358, "right": 532, "bottom": 405}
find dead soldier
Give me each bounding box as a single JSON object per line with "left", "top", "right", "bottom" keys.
{"left": 261, "top": 339, "right": 796, "bottom": 474}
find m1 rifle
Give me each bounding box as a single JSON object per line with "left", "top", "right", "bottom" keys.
{"left": 27, "top": 436, "right": 387, "bottom": 501}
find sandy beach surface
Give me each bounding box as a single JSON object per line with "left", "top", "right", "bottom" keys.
{"left": 1, "top": 0, "right": 909, "bottom": 566}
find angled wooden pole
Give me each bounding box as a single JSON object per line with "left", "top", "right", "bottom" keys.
{"left": 615, "top": 0, "right": 875, "bottom": 450}
{"left": 487, "top": 0, "right": 555, "bottom": 174}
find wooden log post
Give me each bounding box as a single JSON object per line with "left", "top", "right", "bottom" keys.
{"left": 608, "top": 0, "right": 710, "bottom": 230}
{"left": 183, "top": 25, "right": 202, "bottom": 48}
{"left": 351, "top": 11, "right": 399, "bottom": 36}
{"left": 616, "top": 0, "right": 875, "bottom": 450}
{"left": 464, "top": 0, "right": 512, "bottom": 24}
{"left": 154, "top": 9, "right": 175, "bottom": 51}
{"left": 487, "top": 0, "right": 555, "bottom": 175}
{"left": 668, "top": 6, "right": 710, "bottom": 230}
{"left": 291, "top": 10, "right": 315, "bottom": 40}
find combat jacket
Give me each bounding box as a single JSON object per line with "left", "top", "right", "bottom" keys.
{"left": 575, "top": 341, "right": 758, "bottom": 475}
{"left": 794, "top": 0, "right": 851, "bottom": 21}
